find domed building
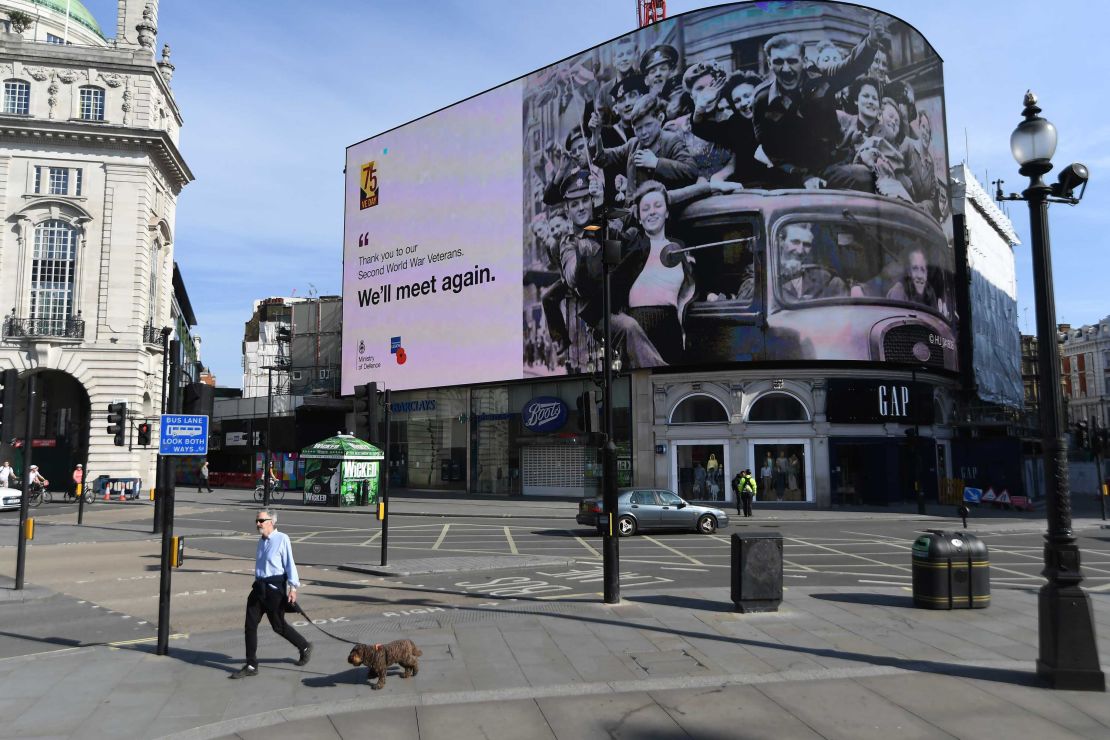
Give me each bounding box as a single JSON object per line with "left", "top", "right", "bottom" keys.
{"left": 0, "top": 1, "right": 195, "bottom": 487}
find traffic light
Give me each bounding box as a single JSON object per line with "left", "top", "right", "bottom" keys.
{"left": 354, "top": 382, "right": 377, "bottom": 441}
{"left": 137, "top": 422, "right": 152, "bottom": 446}
{"left": 0, "top": 368, "right": 16, "bottom": 444}
{"left": 106, "top": 402, "right": 127, "bottom": 447}
{"left": 576, "top": 390, "right": 599, "bottom": 434}
{"left": 1074, "top": 421, "right": 1092, "bottom": 452}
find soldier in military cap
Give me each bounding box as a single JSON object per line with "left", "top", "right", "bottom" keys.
{"left": 541, "top": 168, "right": 665, "bottom": 370}
{"left": 542, "top": 127, "right": 606, "bottom": 207}
{"left": 540, "top": 169, "right": 598, "bottom": 364}
{"left": 639, "top": 43, "right": 680, "bottom": 97}
{"left": 589, "top": 93, "right": 698, "bottom": 198}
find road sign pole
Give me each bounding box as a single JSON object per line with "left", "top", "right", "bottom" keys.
{"left": 153, "top": 327, "right": 171, "bottom": 534}
{"left": 156, "top": 341, "right": 182, "bottom": 656}
{"left": 380, "top": 389, "right": 390, "bottom": 567}
{"left": 15, "top": 373, "right": 35, "bottom": 591}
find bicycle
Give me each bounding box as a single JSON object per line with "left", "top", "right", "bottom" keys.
{"left": 27, "top": 482, "right": 52, "bottom": 508}
{"left": 253, "top": 482, "right": 286, "bottom": 503}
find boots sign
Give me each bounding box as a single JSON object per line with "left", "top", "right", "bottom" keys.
{"left": 521, "top": 396, "right": 568, "bottom": 433}
{"left": 826, "top": 379, "right": 933, "bottom": 425}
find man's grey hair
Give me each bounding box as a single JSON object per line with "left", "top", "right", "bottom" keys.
{"left": 259, "top": 507, "right": 278, "bottom": 524}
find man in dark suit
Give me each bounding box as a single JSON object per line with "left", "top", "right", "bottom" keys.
{"left": 752, "top": 16, "right": 889, "bottom": 190}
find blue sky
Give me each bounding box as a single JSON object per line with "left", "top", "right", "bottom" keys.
{"left": 79, "top": 1, "right": 1109, "bottom": 386}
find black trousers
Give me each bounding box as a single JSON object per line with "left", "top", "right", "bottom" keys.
{"left": 244, "top": 583, "right": 307, "bottom": 665}
{"left": 741, "top": 494, "right": 753, "bottom": 517}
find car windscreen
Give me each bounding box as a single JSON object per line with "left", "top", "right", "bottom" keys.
{"left": 772, "top": 213, "right": 953, "bottom": 319}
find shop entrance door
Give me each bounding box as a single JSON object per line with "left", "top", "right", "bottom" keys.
{"left": 672, "top": 442, "right": 728, "bottom": 503}
{"left": 752, "top": 440, "right": 812, "bottom": 503}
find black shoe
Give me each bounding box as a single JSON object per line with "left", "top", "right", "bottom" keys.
{"left": 296, "top": 643, "right": 312, "bottom": 666}
{"left": 229, "top": 665, "right": 257, "bottom": 679}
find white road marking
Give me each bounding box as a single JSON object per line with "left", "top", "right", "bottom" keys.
{"left": 858, "top": 579, "right": 911, "bottom": 586}
{"left": 503, "top": 526, "right": 518, "bottom": 555}
{"left": 432, "top": 524, "right": 451, "bottom": 550}
{"left": 660, "top": 566, "right": 709, "bottom": 572}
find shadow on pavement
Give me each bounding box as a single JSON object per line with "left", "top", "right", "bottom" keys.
{"left": 624, "top": 594, "right": 737, "bottom": 613}
{"left": 808, "top": 592, "right": 915, "bottom": 608}
{"left": 311, "top": 586, "right": 1047, "bottom": 690}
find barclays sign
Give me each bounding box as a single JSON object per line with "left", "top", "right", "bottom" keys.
{"left": 521, "top": 396, "right": 567, "bottom": 433}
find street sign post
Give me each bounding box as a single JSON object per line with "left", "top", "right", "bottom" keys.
{"left": 158, "top": 414, "right": 209, "bottom": 456}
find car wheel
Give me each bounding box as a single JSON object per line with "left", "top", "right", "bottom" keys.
{"left": 616, "top": 515, "right": 637, "bottom": 537}
{"left": 697, "top": 514, "right": 717, "bottom": 534}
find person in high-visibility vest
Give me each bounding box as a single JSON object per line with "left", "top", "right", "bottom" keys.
{"left": 736, "top": 469, "right": 757, "bottom": 517}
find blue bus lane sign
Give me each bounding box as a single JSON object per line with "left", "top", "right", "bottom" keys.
{"left": 159, "top": 414, "right": 209, "bottom": 456}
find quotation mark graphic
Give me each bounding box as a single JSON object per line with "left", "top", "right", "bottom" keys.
{"left": 357, "top": 232, "right": 369, "bottom": 247}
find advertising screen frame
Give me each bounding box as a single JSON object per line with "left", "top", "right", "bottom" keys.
{"left": 343, "top": 0, "right": 955, "bottom": 394}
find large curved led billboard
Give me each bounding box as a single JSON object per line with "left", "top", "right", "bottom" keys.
{"left": 343, "top": 0, "right": 954, "bottom": 393}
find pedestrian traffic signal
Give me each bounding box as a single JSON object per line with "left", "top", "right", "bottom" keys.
{"left": 0, "top": 368, "right": 16, "bottom": 445}
{"left": 106, "top": 402, "right": 127, "bottom": 446}
{"left": 354, "top": 382, "right": 378, "bottom": 441}
{"left": 137, "top": 422, "right": 152, "bottom": 446}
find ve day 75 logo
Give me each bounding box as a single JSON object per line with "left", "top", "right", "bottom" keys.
{"left": 359, "top": 161, "right": 379, "bottom": 209}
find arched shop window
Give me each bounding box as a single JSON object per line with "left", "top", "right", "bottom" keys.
{"left": 748, "top": 393, "right": 808, "bottom": 422}
{"left": 670, "top": 394, "right": 729, "bottom": 424}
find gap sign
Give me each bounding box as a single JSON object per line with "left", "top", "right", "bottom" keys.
{"left": 159, "top": 414, "right": 209, "bottom": 456}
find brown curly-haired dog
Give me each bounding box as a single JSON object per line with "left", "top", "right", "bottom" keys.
{"left": 348, "top": 640, "right": 422, "bottom": 690}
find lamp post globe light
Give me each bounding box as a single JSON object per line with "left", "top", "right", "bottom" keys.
{"left": 998, "top": 91, "right": 1103, "bottom": 691}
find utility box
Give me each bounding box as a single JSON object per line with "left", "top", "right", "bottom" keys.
{"left": 911, "top": 530, "right": 990, "bottom": 609}
{"left": 731, "top": 532, "right": 783, "bottom": 612}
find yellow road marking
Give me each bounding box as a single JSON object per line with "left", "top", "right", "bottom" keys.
{"left": 643, "top": 536, "right": 703, "bottom": 565}
{"left": 108, "top": 634, "right": 188, "bottom": 648}
{"left": 570, "top": 531, "right": 601, "bottom": 558}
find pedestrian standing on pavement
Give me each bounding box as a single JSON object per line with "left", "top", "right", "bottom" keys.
{"left": 0, "top": 460, "right": 13, "bottom": 488}
{"left": 230, "top": 508, "right": 312, "bottom": 678}
{"left": 198, "top": 460, "right": 213, "bottom": 493}
{"left": 72, "top": 463, "right": 84, "bottom": 500}
{"left": 738, "top": 469, "right": 756, "bottom": 517}
{"left": 732, "top": 473, "right": 743, "bottom": 514}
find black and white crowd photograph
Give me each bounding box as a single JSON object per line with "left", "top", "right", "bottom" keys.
{"left": 522, "top": 1, "right": 957, "bottom": 377}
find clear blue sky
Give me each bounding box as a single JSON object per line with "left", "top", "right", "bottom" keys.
{"left": 80, "top": 1, "right": 1109, "bottom": 387}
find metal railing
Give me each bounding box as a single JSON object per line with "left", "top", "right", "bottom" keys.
{"left": 142, "top": 324, "right": 161, "bottom": 344}
{"left": 3, "top": 315, "right": 85, "bottom": 339}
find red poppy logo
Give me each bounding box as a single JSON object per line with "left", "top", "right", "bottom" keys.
{"left": 396, "top": 347, "right": 407, "bottom": 364}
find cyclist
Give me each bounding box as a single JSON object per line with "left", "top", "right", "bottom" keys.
{"left": 71, "top": 463, "right": 84, "bottom": 501}
{"left": 27, "top": 465, "right": 49, "bottom": 505}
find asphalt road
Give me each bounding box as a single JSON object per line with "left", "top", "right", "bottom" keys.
{"left": 4, "top": 500, "right": 1109, "bottom": 665}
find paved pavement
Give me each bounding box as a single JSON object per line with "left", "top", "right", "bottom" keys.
{"left": 0, "top": 489, "right": 1107, "bottom": 739}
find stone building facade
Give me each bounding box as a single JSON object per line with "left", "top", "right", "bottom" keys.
{"left": 0, "top": 1, "right": 193, "bottom": 483}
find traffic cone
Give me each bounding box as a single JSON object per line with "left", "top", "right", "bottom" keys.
{"left": 119, "top": 490, "right": 126, "bottom": 501}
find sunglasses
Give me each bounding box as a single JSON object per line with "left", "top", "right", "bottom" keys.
{"left": 256, "top": 518, "right": 272, "bottom": 524}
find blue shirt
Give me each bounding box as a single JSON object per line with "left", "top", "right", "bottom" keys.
{"left": 255, "top": 529, "right": 300, "bottom": 589}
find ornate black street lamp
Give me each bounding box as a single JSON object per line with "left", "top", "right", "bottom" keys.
{"left": 997, "top": 91, "right": 1103, "bottom": 691}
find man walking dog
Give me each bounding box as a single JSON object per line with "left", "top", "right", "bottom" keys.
{"left": 230, "top": 508, "right": 312, "bottom": 678}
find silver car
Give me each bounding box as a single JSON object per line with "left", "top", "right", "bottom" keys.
{"left": 0, "top": 487, "right": 22, "bottom": 512}
{"left": 576, "top": 488, "right": 730, "bottom": 536}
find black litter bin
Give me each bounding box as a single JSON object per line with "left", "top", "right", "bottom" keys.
{"left": 911, "top": 530, "right": 990, "bottom": 609}
{"left": 731, "top": 531, "right": 783, "bottom": 612}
